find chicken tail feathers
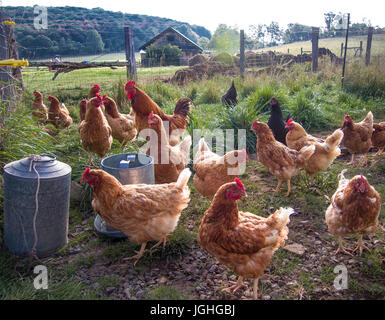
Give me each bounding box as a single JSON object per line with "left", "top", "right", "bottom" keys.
{"left": 175, "top": 168, "right": 192, "bottom": 189}
{"left": 174, "top": 98, "right": 193, "bottom": 117}
{"left": 325, "top": 129, "right": 343, "bottom": 147}
{"left": 295, "top": 144, "right": 315, "bottom": 167}
{"left": 265, "top": 207, "right": 294, "bottom": 248}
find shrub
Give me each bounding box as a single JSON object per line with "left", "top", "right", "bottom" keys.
{"left": 145, "top": 44, "right": 183, "bottom": 66}
{"left": 210, "top": 52, "right": 234, "bottom": 66}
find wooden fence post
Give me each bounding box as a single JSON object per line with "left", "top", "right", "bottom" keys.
{"left": 365, "top": 27, "right": 373, "bottom": 66}
{"left": 0, "top": 12, "right": 15, "bottom": 123}
{"left": 341, "top": 13, "right": 350, "bottom": 88}
{"left": 240, "top": 30, "right": 245, "bottom": 79}
{"left": 340, "top": 43, "right": 344, "bottom": 57}
{"left": 359, "top": 40, "right": 363, "bottom": 57}
{"left": 311, "top": 27, "right": 319, "bottom": 72}
{"left": 124, "top": 26, "right": 137, "bottom": 81}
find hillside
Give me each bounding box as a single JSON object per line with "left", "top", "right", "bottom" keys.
{"left": 3, "top": 6, "right": 211, "bottom": 59}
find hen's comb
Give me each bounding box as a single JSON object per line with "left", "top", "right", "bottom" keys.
{"left": 345, "top": 113, "right": 350, "bottom": 119}
{"left": 148, "top": 111, "right": 154, "bottom": 119}
{"left": 360, "top": 175, "right": 365, "bottom": 182}
{"left": 125, "top": 81, "right": 136, "bottom": 90}
{"left": 82, "top": 168, "right": 90, "bottom": 181}
{"left": 92, "top": 84, "right": 100, "bottom": 89}
{"left": 286, "top": 118, "right": 294, "bottom": 126}
{"left": 234, "top": 178, "right": 246, "bottom": 192}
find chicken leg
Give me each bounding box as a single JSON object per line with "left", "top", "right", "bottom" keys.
{"left": 352, "top": 235, "right": 370, "bottom": 256}
{"left": 285, "top": 179, "right": 291, "bottom": 197}
{"left": 347, "top": 153, "right": 355, "bottom": 165}
{"left": 149, "top": 235, "right": 169, "bottom": 251}
{"left": 222, "top": 276, "right": 247, "bottom": 295}
{"left": 376, "top": 148, "right": 384, "bottom": 156}
{"left": 335, "top": 236, "right": 353, "bottom": 256}
{"left": 253, "top": 278, "right": 259, "bottom": 299}
{"left": 123, "top": 242, "right": 147, "bottom": 266}
{"left": 274, "top": 180, "right": 282, "bottom": 193}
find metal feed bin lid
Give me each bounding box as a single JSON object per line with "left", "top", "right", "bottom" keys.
{"left": 3, "top": 154, "right": 71, "bottom": 258}
{"left": 94, "top": 153, "right": 154, "bottom": 238}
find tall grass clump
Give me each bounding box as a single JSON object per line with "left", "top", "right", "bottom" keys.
{"left": 286, "top": 89, "right": 329, "bottom": 130}
{"left": 220, "top": 102, "right": 268, "bottom": 154}
{"left": 0, "top": 104, "right": 56, "bottom": 167}
{"left": 344, "top": 58, "right": 385, "bottom": 99}
{"left": 196, "top": 81, "right": 221, "bottom": 104}
{"left": 142, "top": 81, "right": 180, "bottom": 107}
{"left": 110, "top": 78, "right": 131, "bottom": 112}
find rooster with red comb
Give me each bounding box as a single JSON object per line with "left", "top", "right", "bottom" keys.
{"left": 125, "top": 80, "right": 193, "bottom": 146}
{"left": 198, "top": 178, "right": 294, "bottom": 299}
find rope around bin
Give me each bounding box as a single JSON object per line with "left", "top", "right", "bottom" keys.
{"left": 28, "top": 155, "right": 42, "bottom": 265}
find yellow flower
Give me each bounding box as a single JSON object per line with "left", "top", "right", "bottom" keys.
{"left": 3, "top": 21, "right": 16, "bottom": 26}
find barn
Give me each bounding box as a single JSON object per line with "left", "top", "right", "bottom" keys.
{"left": 139, "top": 27, "right": 203, "bottom": 66}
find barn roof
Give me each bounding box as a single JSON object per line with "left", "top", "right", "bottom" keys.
{"left": 138, "top": 27, "right": 203, "bottom": 52}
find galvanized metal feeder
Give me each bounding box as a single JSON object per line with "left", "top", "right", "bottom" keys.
{"left": 3, "top": 154, "right": 71, "bottom": 258}
{"left": 94, "top": 153, "right": 154, "bottom": 238}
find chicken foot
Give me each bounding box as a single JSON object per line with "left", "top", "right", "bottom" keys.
{"left": 123, "top": 242, "right": 147, "bottom": 266}
{"left": 285, "top": 180, "right": 291, "bottom": 197}
{"left": 222, "top": 276, "right": 247, "bottom": 295}
{"left": 376, "top": 148, "right": 384, "bottom": 156}
{"left": 347, "top": 153, "right": 355, "bottom": 165}
{"left": 149, "top": 235, "right": 169, "bottom": 251}
{"left": 351, "top": 235, "right": 370, "bottom": 256}
{"left": 274, "top": 180, "right": 282, "bottom": 193}
{"left": 334, "top": 237, "right": 353, "bottom": 256}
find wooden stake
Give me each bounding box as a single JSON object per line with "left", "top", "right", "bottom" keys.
{"left": 365, "top": 27, "right": 373, "bottom": 66}
{"left": 124, "top": 26, "right": 137, "bottom": 81}
{"left": 311, "top": 27, "right": 319, "bottom": 72}
{"left": 240, "top": 30, "right": 245, "bottom": 79}
{"left": 341, "top": 13, "right": 350, "bottom": 88}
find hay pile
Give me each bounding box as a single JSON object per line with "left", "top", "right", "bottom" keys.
{"left": 171, "top": 61, "right": 238, "bottom": 85}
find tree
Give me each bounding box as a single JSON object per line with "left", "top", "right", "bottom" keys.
{"left": 197, "top": 36, "right": 209, "bottom": 50}
{"left": 266, "top": 21, "right": 282, "bottom": 46}
{"left": 85, "top": 29, "right": 104, "bottom": 54}
{"left": 324, "top": 12, "right": 336, "bottom": 32}
{"left": 145, "top": 44, "right": 182, "bottom": 66}
{"left": 283, "top": 23, "right": 312, "bottom": 43}
{"left": 207, "top": 24, "right": 240, "bottom": 53}
{"left": 248, "top": 24, "right": 266, "bottom": 48}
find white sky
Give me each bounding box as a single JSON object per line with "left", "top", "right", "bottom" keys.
{"left": 3, "top": 0, "right": 385, "bottom": 33}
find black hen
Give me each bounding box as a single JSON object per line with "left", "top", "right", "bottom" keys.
{"left": 221, "top": 80, "right": 237, "bottom": 108}
{"left": 267, "top": 97, "right": 289, "bottom": 145}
